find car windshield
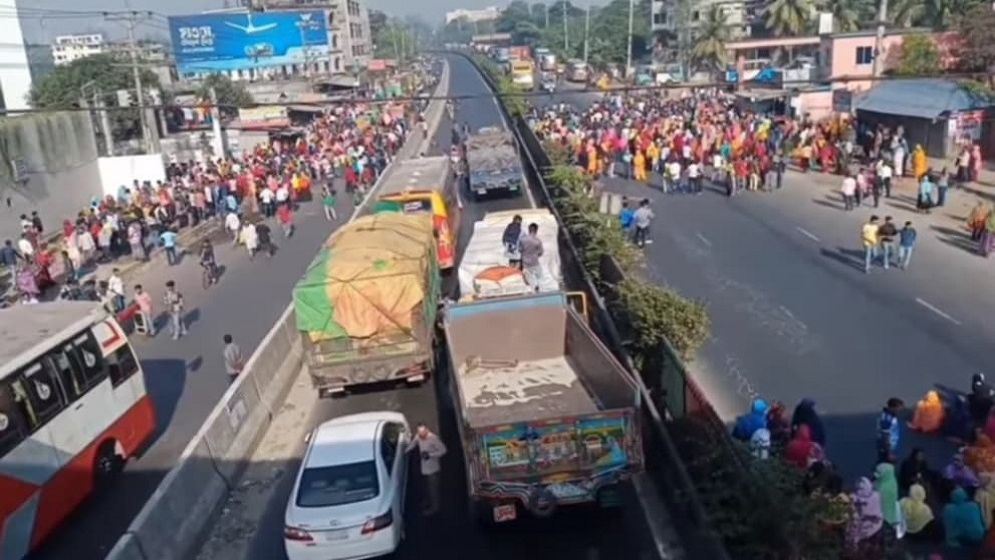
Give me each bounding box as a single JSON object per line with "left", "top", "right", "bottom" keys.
{"left": 296, "top": 461, "right": 379, "bottom": 508}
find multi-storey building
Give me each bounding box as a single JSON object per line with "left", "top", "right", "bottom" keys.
{"left": 52, "top": 34, "right": 105, "bottom": 66}
{"left": 266, "top": 0, "right": 372, "bottom": 72}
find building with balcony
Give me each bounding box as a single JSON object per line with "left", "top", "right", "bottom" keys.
{"left": 652, "top": 0, "right": 754, "bottom": 42}
{"left": 52, "top": 34, "right": 105, "bottom": 66}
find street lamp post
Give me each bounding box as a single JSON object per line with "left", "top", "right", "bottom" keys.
{"left": 625, "top": 0, "right": 634, "bottom": 78}
{"left": 563, "top": 1, "right": 569, "bottom": 52}
{"left": 584, "top": 1, "right": 590, "bottom": 65}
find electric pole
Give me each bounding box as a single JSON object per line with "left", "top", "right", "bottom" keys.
{"left": 545, "top": 4, "right": 549, "bottom": 28}
{"left": 584, "top": 1, "right": 591, "bottom": 65}
{"left": 562, "top": 1, "right": 569, "bottom": 52}
{"left": 104, "top": 10, "right": 159, "bottom": 153}
{"left": 872, "top": 0, "right": 889, "bottom": 77}
{"left": 625, "top": 0, "right": 634, "bottom": 78}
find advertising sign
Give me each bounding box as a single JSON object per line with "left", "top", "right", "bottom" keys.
{"left": 169, "top": 11, "right": 329, "bottom": 74}
{"left": 832, "top": 89, "right": 853, "bottom": 114}
{"left": 237, "top": 106, "right": 289, "bottom": 128}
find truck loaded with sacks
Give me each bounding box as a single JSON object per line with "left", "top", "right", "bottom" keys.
{"left": 292, "top": 213, "right": 440, "bottom": 396}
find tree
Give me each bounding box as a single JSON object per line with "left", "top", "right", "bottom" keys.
{"left": 29, "top": 53, "right": 161, "bottom": 140}
{"left": 195, "top": 74, "right": 253, "bottom": 120}
{"left": 764, "top": 0, "right": 815, "bottom": 36}
{"left": 888, "top": 0, "right": 926, "bottom": 27}
{"left": 691, "top": 5, "right": 729, "bottom": 73}
{"left": 820, "top": 0, "right": 860, "bottom": 32}
{"left": 893, "top": 33, "right": 940, "bottom": 75}
{"left": 957, "top": 3, "right": 995, "bottom": 73}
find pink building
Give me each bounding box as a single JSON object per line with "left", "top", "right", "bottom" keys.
{"left": 821, "top": 28, "right": 957, "bottom": 91}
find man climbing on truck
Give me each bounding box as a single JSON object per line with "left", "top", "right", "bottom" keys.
{"left": 519, "top": 222, "right": 544, "bottom": 291}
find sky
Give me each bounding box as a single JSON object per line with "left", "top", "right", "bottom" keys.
{"left": 15, "top": 0, "right": 510, "bottom": 43}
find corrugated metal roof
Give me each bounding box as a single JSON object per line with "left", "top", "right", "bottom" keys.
{"left": 855, "top": 79, "right": 993, "bottom": 119}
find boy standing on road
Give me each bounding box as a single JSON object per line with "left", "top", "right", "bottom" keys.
{"left": 160, "top": 228, "right": 179, "bottom": 266}
{"left": 861, "top": 215, "right": 880, "bottom": 273}
{"left": 898, "top": 221, "right": 917, "bottom": 270}
{"left": 877, "top": 398, "right": 905, "bottom": 463}
{"left": 877, "top": 216, "right": 898, "bottom": 270}
{"left": 163, "top": 281, "right": 187, "bottom": 340}
{"left": 222, "top": 334, "right": 244, "bottom": 383}
{"left": 633, "top": 199, "right": 655, "bottom": 248}
{"left": 134, "top": 284, "right": 155, "bottom": 336}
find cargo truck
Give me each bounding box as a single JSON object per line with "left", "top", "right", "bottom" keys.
{"left": 293, "top": 213, "right": 440, "bottom": 396}
{"left": 463, "top": 126, "right": 524, "bottom": 200}
{"left": 442, "top": 292, "right": 644, "bottom": 523}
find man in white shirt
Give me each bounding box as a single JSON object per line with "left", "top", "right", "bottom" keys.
{"left": 224, "top": 211, "right": 241, "bottom": 246}
{"left": 17, "top": 234, "right": 33, "bottom": 261}
{"left": 666, "top": 160, "right": 682, "bottom": 194}
{"left": 259, "top": 187, "right": 275, "bottom": 217}
{"left": 688, "top": 161, "right": 702, "bottom": 194}
{"left": 275, "top": 184, "right": 290, "bottom": 205}
{"left": 878, "top": 159, "right": 894, "bottom": 198}
{"left": 108, "top": 268, "right": 126, "bottom": 312}
{"left": 841, "top": 174, "right": 857, "bottom": 211}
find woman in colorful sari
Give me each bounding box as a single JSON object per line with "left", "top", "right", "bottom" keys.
{"left": 982, "top": 208, "right": 995, "bottom": 257}
{"left": 968, "top": 201, "right": 990, "bottom": 241}
{"left": 912, "top": 144, "right": 928, "bottom": 181}
{"left": 965, "top": 434, "right": 995, "bottom": 475}
{"left": 633, "top": 150, "right": 647, "bottom": 182}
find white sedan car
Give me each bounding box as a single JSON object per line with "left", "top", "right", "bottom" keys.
{"left": 284, "top": 412, "right": 410, "bottom": 560}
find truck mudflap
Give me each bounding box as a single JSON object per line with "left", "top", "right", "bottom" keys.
{"left": 473, "top": 466, "right": 630, "bottom": 521}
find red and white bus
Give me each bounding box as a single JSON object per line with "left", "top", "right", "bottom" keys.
{"left": 0, "top": 302, "right": 156, "bottom": 558}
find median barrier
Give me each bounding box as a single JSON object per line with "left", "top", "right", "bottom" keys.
{"left": 105, "top": 60, "right": 452, "bottom": 560}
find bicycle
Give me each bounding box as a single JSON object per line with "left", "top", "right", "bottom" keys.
{"left": 201, "top": 261, "right": 219, "bottom": 289}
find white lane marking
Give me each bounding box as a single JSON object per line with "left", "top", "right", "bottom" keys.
{"left": 695, "top": 232, "right": 712, "bottom": 247}
{"left": 915, "top": 297, "right": 962, "bottom": 326}
{"left": 795, "top": 226, "right": 821, "bottom": 242}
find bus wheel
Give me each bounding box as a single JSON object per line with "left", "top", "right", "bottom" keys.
{"left": 94, "top": 441, "right": 124, "bottom": 490}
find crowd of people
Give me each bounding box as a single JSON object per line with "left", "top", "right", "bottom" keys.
{"left": 731, "top": 373, "right": 995, "bottom": 557}
{"left": 0, "top": 95, "right": 421, "bottom": 315}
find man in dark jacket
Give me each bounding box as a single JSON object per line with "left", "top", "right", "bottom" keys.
{"left": 877, "top": 215, "right": 898, "bottom": 269}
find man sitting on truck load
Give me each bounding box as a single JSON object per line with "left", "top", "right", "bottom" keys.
{"left": 518, "top": 222, "right": 544, "bottom": 291}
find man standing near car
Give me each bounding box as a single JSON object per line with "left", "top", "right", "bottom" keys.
{"left": 408, "top": 423, "right": 446, "bottom": 516}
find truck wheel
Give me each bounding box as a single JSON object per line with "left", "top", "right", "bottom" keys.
{"left": 93, "top": 440, "right": 124, "bottom": 492}
{"left": 528, "top": 488, "right": 558, "bottom": 518}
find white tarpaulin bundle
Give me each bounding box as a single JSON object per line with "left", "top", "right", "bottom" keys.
{"left": 458, "top": 208, "right": 562, "bottom": 299}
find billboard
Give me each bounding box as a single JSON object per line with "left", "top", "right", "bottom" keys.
{"left": 169, "top": 11, "right": 329, "bottom": 74}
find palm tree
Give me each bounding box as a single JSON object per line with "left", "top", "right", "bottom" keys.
{"left": 765, "top": 0, "right": 815, "bottom": 36}
{"left": 820, "top": 0, "right": 860, "bottom": 31}
{"left": 692, "top": 5, "right": 729, "bottom": 72}
{"left": 888, "top": 0, "right": 926, "bottom": 27}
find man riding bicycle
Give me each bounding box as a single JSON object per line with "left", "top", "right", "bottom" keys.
{"left": 199, "top": 239, "right": 218, "bottom": 285}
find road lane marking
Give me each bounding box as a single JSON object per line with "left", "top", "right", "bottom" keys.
{"left": 695, "top": 232, "right": 712, "bottom": 247}
{"left": 916, "top": 297, "right": 962, "bottom": 326}
{"left": 795, "top": 226, "right": 821, "bottom": 242}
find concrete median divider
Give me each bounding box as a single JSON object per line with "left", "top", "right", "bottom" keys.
{"left": 105, "top": 60, "right": 451, "bottom": 560}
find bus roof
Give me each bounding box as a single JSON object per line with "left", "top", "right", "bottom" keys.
{"left": 0, "top": 302, "right": 108, "bottom": 376}
{"left": 378, "top": 156, "right": 452, "bottom": 197}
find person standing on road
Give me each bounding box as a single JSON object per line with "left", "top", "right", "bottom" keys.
{"left": 862, "top": 215, "right": 880, "bottom": 273}
{"left": 108, "top": 268, "right": 126, "bottom": 312}
{"left": 688, "top": 159, "right": 702, "bottom": 194}
{"left": 877, "top": 216, "right": 898, "bottom": 270}
{"left": 222, "top": 334, "right": 244, "bottom": 383}
{"left": 240, "top": 221, "right": 259, "bottom": 260}
{"left": 256, "top": 221, "right": 275, "bottom": 258}
{"left": 518, "top": 223, "right": 544, "bottom": 292}
{"left": 936, "top": 168, "right": 950, "bottom": 208}
{"left": 134, "top": 284, "right": 155, "bottom": 336}
{"left": 917, "top": 172, "right": 934, "bottom": 214}
{"left": 0, "top": 240, "right": 21, "bottom": 278}
{"left": 407, "top": 423, "right": 446, "bottom": 516}
{"left": 898, "top": 221, "right": 917, "bottom": 270}
{"left": 878, "top": 398, "right": 905, "bottom": 463}
{"left": 321, "top": 186, "right": 337, "bottom": 221}
{"left": 160, "top": 227, "right": 179, "bottom": 266}
{"left": 224, "top": 211, "right": 241, "bottom": 247}
{"left": 277, "top": 202, "right": 295, "bottom": 238}
{"left": 968, "top": 202, "right": 989, "bottom": 241}
{"left": 632, "top": 199, "right": 654, "bottom": 248}
{"left": 163, "top": 280, "right": 187, "bottom": 340}
{"left": 841, "top": 174, "right": 857, "bottom": 211}
{"left": 878, "top": 159, "right": 894, "bottom": 198}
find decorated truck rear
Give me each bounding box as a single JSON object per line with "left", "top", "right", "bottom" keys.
{"left": 442, "top": 292, "right": 643, "bottom": 523}
{"left": 292, "top": 213, "right": 440, "bottom": 395}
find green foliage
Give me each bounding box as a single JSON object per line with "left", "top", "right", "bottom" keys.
{"left": 543, "top": 163, "right": 709, "bottom": 359}
{"left": 957, "top": 3, "right": 995, "bottom": 72}
{"left": 894, "top": 33, "right": 941, "bottom": 76}
{"left": 474, "top": 56, "right": 527, "bottom": 118}
{"left": 680, "top": 438, "right": 847, "bottom": 560}
{"left": 29, "top": 53, "right": 161, "bottom": 140}
{"left": 765, "top": 0, "right": 815, "bottom": 36}
{"left": 691, "top": 5, "right": 729, "bottom": 73}
{"left": 195, "top": 74, "right": 254, "bottom": 119}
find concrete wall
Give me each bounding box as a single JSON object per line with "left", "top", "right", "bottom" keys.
{"left": 0, "top": 111, "right": 101, "bottom": 241}
{"left": 97, "top": 155, "right": 167, "bottom": 197}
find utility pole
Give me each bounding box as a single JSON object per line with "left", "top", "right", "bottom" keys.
{"left": 584, "top": 1, "right": 591, "bottom": 65}
{"left": 97, "top": 94, "right": 115, "bottom": 157}
{"left": 545, "top": 4, "right": 549, "bottom": 28}
{"left": 104, "top": 10, "right": 159, "bottom": 153}
{"left": 562, "top": 1, "right": 569, "bottom": 52}
{"left": 625, "top": 0, "right": 634, "bottom": 79}
{"left": 872, "top": 0, "right": 889, "bottom": 77}
{"left": 208, "top": 87, "right": 227, "bottom": 159}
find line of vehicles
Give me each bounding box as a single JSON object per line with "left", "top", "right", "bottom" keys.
{"left": 285, "top": 144, "right": 644, "bottom": 557}
{"left": 487, "top": 44, "right": 592, "bottom": 93}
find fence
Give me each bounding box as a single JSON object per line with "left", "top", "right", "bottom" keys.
{"left": 453, "top": 51, "right": 730, "bottom": 558}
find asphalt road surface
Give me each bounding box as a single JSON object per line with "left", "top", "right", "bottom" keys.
{"left": 224, "top": 53, "right": 662, "bottom": 560}
{"left": 29, "top": 122, "right": 389, "bottom": 560}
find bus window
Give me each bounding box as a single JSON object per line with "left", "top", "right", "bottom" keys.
{"left": 0, "top": 382, "right": 28, "bottom": 457}
{"left": 50, "top": 346, "right": 84, "bottom": 400}
{"left": 70, "top": 333, "right": 106, "bottom": 390}
{"left": 15, "top": 362, "right": 66, "bottom": 430}
{"left": 106, "top": 344, "right": 140, "bottom": 387}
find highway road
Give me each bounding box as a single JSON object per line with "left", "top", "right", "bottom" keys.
{"left": 29, "top": 102, "right": 417, "bottom": 560}
{"left": 195, "top": 53, "right": 663, "bottom": 560}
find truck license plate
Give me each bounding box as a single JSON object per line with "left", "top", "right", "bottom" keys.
{"left": 493, "top": 504, "right": 517, "bottom": 522}
{"left": 477, "top": 189, "right": 487, "bottom": 195}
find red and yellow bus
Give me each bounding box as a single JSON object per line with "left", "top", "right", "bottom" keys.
{"left": 375, "top": 156, "right": 461, "bottom": 270}
{"left": 0, "top": 302, "right": 156, "bottom": 558}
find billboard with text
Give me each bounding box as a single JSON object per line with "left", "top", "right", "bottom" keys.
{"left": 169, "top": 11, "right": 329, "bottom": 74}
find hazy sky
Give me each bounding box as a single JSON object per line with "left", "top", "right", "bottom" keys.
{"left": 17, "top": 0, "right": 510, "bottom": 43}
